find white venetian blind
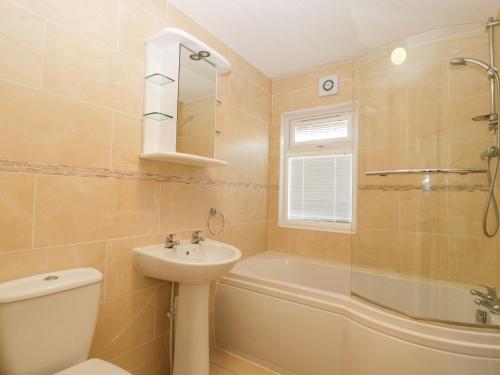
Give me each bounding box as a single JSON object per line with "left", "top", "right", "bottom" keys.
{"left": 293, "top": 119, "right": 348, "bottom": 143}
{"left": 288, "top": 154, "right": 352, "bottom": 223}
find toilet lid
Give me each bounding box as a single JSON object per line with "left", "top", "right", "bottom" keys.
{"left": 55, "top": 359, "right": 131, "bottom": 375}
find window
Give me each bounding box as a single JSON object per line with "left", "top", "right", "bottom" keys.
{"left": 279, "top": 103, "right": 357, "bottom": 233}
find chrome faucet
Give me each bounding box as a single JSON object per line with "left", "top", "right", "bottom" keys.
{"left": 165, "top": 234, "right": 179, "bottom": 248}
{"left": 191, "top": 230, "right": 205, "bottom": 244}
{"left": 471, "top": 285, "right": 500, "bottom": 315}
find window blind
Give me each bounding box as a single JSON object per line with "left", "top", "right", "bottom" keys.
{"left": 293, "top": 119, "right": 348, "bottom": 143}
{"left": 288, "top": 154, "right": 352, "bottom": 223}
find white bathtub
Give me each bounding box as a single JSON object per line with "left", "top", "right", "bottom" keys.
{"left": 215, "top": 252, "right": 500, "bottom": 375}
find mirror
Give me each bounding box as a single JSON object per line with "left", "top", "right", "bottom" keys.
{"left": 177, "top": 45, "right": 217, "bottom": 158}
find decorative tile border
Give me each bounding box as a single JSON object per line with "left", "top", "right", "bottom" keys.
{"left": 359, "top": 184, "right": 489, "bottom": 192}
{"left": 0, "top": 160, "right": 269, "bottom": 190}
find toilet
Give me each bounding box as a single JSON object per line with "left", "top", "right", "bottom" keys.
{"left": 0, "top": 268, "right": 131, "bottom": 375}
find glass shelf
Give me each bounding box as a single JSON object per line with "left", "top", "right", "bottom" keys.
{"left": 143, "top": 112, "right": 173, "bottom": 121}
{"left": 145, "top": 73, "right": 175, "bottom": 86}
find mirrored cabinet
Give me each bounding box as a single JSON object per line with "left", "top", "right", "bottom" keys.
{"left": 140, "top": 28, "right": 231, "bottom": 167}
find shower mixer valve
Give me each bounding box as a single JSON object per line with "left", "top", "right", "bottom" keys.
{"left": 471, "top": 285, "right": 500, "bottom": 315}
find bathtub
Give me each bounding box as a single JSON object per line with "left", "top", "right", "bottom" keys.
{"left": 214, "top": 252, "right": 500, "bottom": 375}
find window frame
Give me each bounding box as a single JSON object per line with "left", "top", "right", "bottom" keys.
{"left": 278, "top": 102, "right": 358, "bottom": 234}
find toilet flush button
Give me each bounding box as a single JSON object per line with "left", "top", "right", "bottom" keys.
{"left": 44, "top": 275, "right": 59, "bottom": 281}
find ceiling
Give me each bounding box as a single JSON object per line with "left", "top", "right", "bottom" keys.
{"left": 169, "top": 0, "right": 500, "bottom": 78}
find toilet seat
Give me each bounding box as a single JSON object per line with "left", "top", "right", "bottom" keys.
{"left": 55, "top": 359, "right": 131, "bottom": 375}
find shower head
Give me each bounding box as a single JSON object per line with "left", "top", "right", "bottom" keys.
{"left": 450, "top": 57, "right": 466, "bottom": 66}
{"left": 449, "top": 57, "right": 498, "bottom": 78}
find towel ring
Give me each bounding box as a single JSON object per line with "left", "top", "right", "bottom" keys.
{"left": 207, "top": 208, "right": 225, "bottom": 235}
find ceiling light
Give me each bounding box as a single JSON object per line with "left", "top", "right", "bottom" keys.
{"left": 390, "top": 47, "right": 407, "bottom": 65}
{"left": 198, "top": 51, "right": 210, "bottom": 58}
{"left": 189, "top": 53, "right": 201, "bottom": 61}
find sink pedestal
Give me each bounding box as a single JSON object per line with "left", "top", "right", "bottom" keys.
{"left": 133, "top": 239, "right": 242, "bottom": 374}
{"left": 173, "top": 283, "right": 209, "bottom": 375}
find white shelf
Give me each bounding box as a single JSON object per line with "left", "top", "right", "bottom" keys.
{"left": 146, "top": 28, "right": 231, "bottom": 74}
{"left": 140, "top": 152, "right": 228, "bottom": 167}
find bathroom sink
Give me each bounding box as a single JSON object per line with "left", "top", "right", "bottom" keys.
{"left": 133, "top": 239, "right": 241, "bottom": 284}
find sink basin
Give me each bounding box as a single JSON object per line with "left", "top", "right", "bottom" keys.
{"left": 134, "top": 238, "right": 241, "bottom": 375}
{"left": 133, "top": 239, "right": 241, "bottom": 284}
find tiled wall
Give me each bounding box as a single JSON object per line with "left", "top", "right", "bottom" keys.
{"left": 0, "top": 1, "right": 270, "bottom": 373}
{"left": 268, "top": 62, "right": 354, "bottom": 264}
{"left": 353, "top": 25, "right": 499, "bottom": 289}
{"left": 268, "top": 21, "right": 500, "bottom": 292}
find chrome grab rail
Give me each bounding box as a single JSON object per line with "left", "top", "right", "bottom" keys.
{"left": 365, "top": 168, "right": 488, "bottom": 176}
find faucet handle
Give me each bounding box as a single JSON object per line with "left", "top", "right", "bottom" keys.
{"left": 165, "top": 233, "right": 180, "bottom": 248}
{"left": 472, "top": 285, "right": 497, "bottom": 301}
{"left": 191, "top": 230, "right": 205, "bottom": 243}
{"left": 478, "top": 284, "right": 497, "bottom": 299}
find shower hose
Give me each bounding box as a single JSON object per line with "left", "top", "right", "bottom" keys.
{"left": 482, "top": 77, "right": 500, "bottom": 237}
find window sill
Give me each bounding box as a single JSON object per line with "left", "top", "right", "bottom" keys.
{"left": 278, "top": 219, "right": 355, "bottom": 234}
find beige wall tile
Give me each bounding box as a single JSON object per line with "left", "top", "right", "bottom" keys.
{"left": 111, "top": 112, "right": 143, "bottom": 171}
{"left": 269, "top": 125, "right": 281, "bottom": 157}
{"left": 267, "top": 221, "right": 288, "bottom": 252}
{"left": 269, "top": 155, "right": 280, "bottom": 187}
{"left": 221, "top": 221, "right": 268, "bottom": 258}
{"left": 0, "top": 172, "right": 34, "bottom": 252}
{"left": 224, "top": 188, "right": 268, "bottom": 225}
{"left": 359, "top": 109, "right": 401, "bottom": 150}
{"left": 357, "top": 190, "right": 399, "bottom": 230}
{"left": 160, "top": 182, "right": 224, "bottom": 232}
{"left": 354, "top": 72, "right": 406, "bottom": 112}
{"left": 218, "top": 72, "right": 250, "bottom": 112}
{"left": 106, "top": 235, "right": 163, "bottom": 302}
{"left": 91, "top": 287, "right": 157, "bottom": 360}
{"left": 448, "top": 236, "right": 497, "bottom": 285}
{"left": 42, "top": 22, "right": 144, "bottom": 116}
{"left": 45, "top": 241, "right": 107, "bottom": 273}
{"left": 0, "top": 249, "right": 45, "bottom": 282}
{"left": 447, "top": 191, "right": 486, "bottom": 237}
{"left": 355, "top": 229, "right": 404, "bottom": 273}
{"left": 0, "top": 80, "right": 112, "bottom": 168}
{"left": 268, "top": 190, "right": 278, "bottom": 222}
{"left": 12, "top": 0, "right": 119, "bottom": 46}
{"left": 406, "top": 61, "right": 449, "bottom": 105}
{"left": 0, "top": 0, "right": 44, "bottom": 87}
{"left": 399, "top": 232, "right": 448, "bottom": 280}
{"left": 110, "top": 334, "right": 169, "bottom": 375}
{"left": 399, "top": 191, "right": 447, "bottom": 233}
{"left": 271, "top": 92, "right": 292, "bottom": 126}
{"left": 288, "top": 229, "right": 351, "bottom": 264}
{"left": 111, "top": 112, "right": 172, "bottom": 174}
{"left": 34, "top": 175, "right": 159, "bottom": 247}
{"left": 248, "top": 83, "right": 271, "bottom": 122}
{"left": 118, "top": 0, "right": 165, "bottom": 61}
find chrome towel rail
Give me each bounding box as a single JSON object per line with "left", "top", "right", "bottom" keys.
{"left": 365, "top": 168, "right": 488, "bottom": 176}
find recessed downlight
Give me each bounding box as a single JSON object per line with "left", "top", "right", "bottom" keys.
{"left": 198, "top": 50, "right": 210, "bottom": 58}
{"left": 189, "top": 53, "right": 201, "bottom": 61}
{"left": 390, "top": 47, "right": 407, "bottom": 65}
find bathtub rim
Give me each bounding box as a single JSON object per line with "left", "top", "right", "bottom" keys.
{"left": 219, "top": 252, "right": 500, "bottom": 359}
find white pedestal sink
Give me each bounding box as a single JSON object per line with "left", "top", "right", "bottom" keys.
{"left": 133, "top": 239, "right": 241, "bottom": 375}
